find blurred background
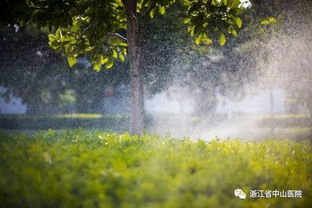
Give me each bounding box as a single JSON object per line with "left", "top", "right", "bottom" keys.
{"left": 1, "top": 0, "right": 312, "bottom": 141}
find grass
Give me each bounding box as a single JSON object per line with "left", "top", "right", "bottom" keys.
{"left": 55, "top": 113, "right": 104, "bottom": 119}
{"left": 0, "top": 114, "right": 130, "bottom": 131}
{"left": 0, "top": 129, "right": 311, "bottom": 208}
{"left": 0, "top": 113, "right": 105, "bottom": 119}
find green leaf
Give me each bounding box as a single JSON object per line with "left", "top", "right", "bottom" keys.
{"left": 48, "top": 33, "right": 61, "bottom": 49}
{"left": 118, "top": 42, "right": 127, "bottom": 47}
{"left": 112, "top": 49, "right": 118, "bottom": 59}
{"left": 159, "top": 6, "right": 165, "bottom": 15}
{"left": 149, "top": 9, "right": 155, "bottom": 18}
{"left": 100, "top": 56, "right": 109, "bottom": 64}
{"left": 261, "top": 17, "right": 277, "bottom": 26}
{"left": 234, "top": 17, "right": 242, "bottom": 28}
{"left": 187, "top": 26, "right": 195, "bottom": 36}
{"left": 119, "top": 53, "right": 125, "bottom": 62}
{"left": 67, "top": 56, "right": 77, "bottom": 67}
{"left": 195, "top": 36, "right": 201, "bottom": 45}
{"left": 218, "top": 33, "right": 226, "bottom": 46}
{"left": 48, "top": 34, "right": 56, "bottom": 42}
{"left": 106, "top": 60, "right": 114, "bottom": 69}
{"left": 228, "top": 28, "right": 237, "bottom": 37}
{"left": 184, "top": 18, "right": 191, "bottom": 24}
{"left": 93, "top": 63, "right": 101, "bottom": 71}
{"left": 211, "top": 0, "right": 217, "bottom": 6}
{"left": 228, "top": 0, "right": 241, "bottom": 8}
{"left": 55, "top": 28, "right": 63, "bottom": 41}
{"left": 201, "top": 37, "right": 212, "bottom": 45}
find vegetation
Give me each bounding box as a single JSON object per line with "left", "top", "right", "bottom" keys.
{"left": 0, "top": 26, "right": 130, "bottom": 114}
{"left": 0, "top": 130, "right": 311, "bottom": 207}
{"left": 0, "top": 114, "right": 129, "bottom": 131}
{"left": 0, "top": 113, "right": 310, "bottom": 134}
{"left": 2, "top": 0, "right": 311, "bottom": 131}
{"left": 1, "top": 0, "right": 250, "bottom": 134}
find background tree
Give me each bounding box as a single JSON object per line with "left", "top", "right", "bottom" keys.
{"left": 1, "top": 0, "right": 248, "bottom": 134}
{"left": 0, "top": 25, "right": 73, "bottom": 114}
{"left": 0, "top": 25, "right": 130, "bottom": 114}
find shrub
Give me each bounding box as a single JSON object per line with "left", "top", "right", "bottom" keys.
{"left": 0, "top": 129, "right": 311, "bottom": 207}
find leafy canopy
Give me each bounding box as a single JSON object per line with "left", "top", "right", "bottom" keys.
{"left": 4, "top": 0, "right": 248, "bottom": 70}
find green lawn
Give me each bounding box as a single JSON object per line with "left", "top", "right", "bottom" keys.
{"left": 0, "top": 129, "right": 311, "bottom": 208}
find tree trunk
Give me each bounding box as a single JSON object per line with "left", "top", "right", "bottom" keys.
{"left": 269, "top": 88, "right": 275, "bottom": 137}
{"left": 309, "top": 104, "right": 312, "bottom": 141}
{"left": 126, "top": 0, "right": 144, "bottom": 134}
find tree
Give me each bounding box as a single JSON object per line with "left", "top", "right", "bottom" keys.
{"left": 1, "top": 0, "right": 248, "bottom": 134}
{"left": 0, "top": 24, "right": 131, "bottom": 114}
{"left": 0, "top": 25, "right": 74, "bottom": 114}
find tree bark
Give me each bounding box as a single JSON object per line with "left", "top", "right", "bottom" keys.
{"left": 125, "top": 0, "right": 145, "bottom": 134}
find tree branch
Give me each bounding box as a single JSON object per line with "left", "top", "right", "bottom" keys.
{"left": 121, "top": 0, "right": 131, "bottom": 17}
{"left": 107, "top": 32, "right": 127, "bottom": 42}
{"left": 121, "top": 0, "right": 136, "bottom": 20}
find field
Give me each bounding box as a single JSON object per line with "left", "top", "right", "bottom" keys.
{"left": 0, "top": 129, "right": 311, "bottom": 208}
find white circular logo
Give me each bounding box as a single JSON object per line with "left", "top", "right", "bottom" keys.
{"left": 234, "top": 189, "right": 246, "bottom": 199}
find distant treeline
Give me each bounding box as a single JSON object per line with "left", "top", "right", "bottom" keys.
{"left": 0, "top": 114, "right": 130, "bottom": 131}
{"left": 0, "top": 114, "right": 310, "bottom": 130}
